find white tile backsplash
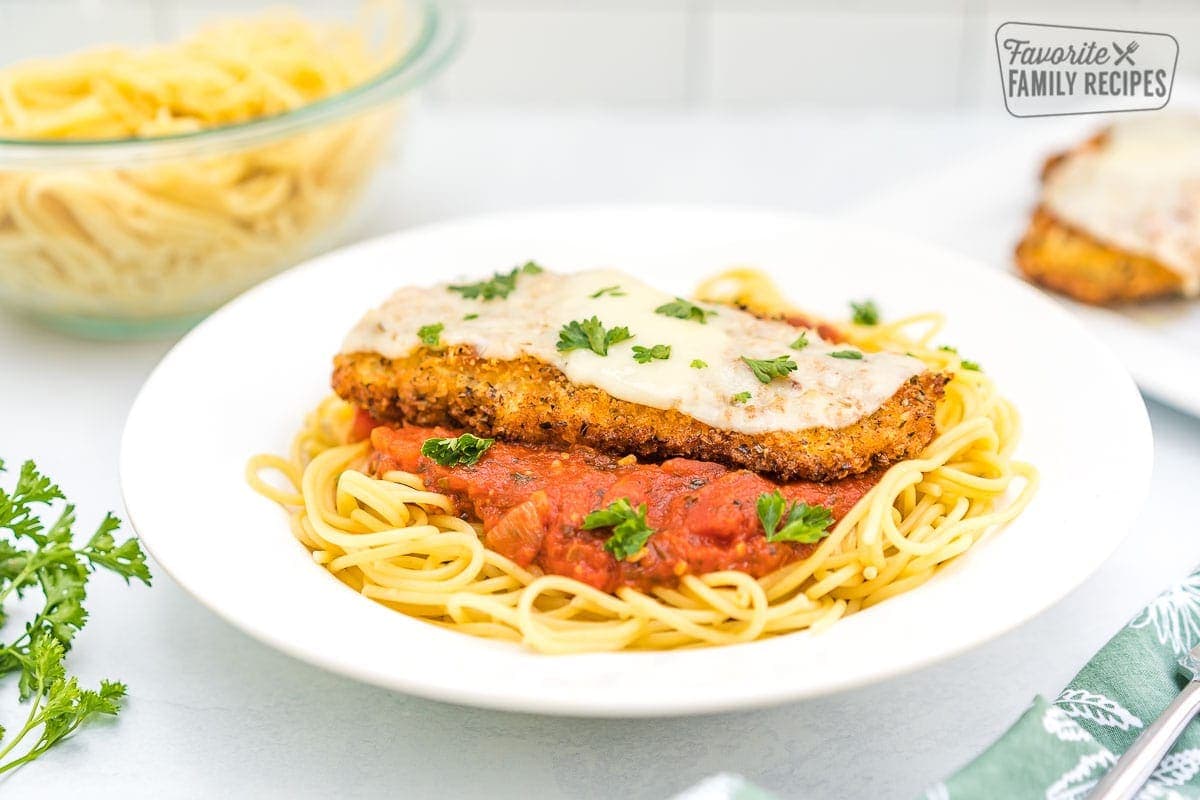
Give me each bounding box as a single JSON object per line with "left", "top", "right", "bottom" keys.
{"left": 427, "top": 1, "right": 690, "bottom": 106}
{"left": 705, "top": 4, "right": 967, "bottom": 107}
{"left": 0, "top": 0, "right": 1196, "bottom": 110}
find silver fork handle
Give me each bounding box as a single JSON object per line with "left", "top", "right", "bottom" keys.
{"left": 1090, "top": 680, "right": 1200, "bottom": 799}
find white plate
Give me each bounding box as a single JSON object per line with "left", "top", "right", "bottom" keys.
{"left": 845, "top": 119, "right": 1200, "bottom": 419}
{"left": 120, "top": 206, "right": 1152, "bottom": 717}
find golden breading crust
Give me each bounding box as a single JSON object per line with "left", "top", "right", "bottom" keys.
{"left": 1015, "top": 133, "right": 1184, "bottom": 305}
{"left": 332, "top": 346, "right": 948, "bottom": 482}
{"left": 1016, "top": 207, "right": 1183, "bottom": 305}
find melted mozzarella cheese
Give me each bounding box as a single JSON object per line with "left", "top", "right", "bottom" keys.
{"left": 1043, "top": 115, "right": 1200, "bottom": 296}
{"left": 341, "top": 268, "right": 924, "bottom": 434}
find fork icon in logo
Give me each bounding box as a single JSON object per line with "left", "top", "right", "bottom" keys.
{"left": 1113, "top": 39, "right": 1140, "bottom": 66}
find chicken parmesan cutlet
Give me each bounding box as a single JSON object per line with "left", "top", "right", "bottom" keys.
{"left": 333, "top": 265, "right": 946, "bottom": 481}
{"left": 1016, "top": 116, "right": 1200, "bottom": 305}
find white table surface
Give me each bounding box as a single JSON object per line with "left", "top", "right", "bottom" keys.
{"left": 0, "top": 107, "right": 1193, "bottom": 800}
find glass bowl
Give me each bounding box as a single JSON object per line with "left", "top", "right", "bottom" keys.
{"left": 0, "top": 0, "right": 461, "bottom": 338}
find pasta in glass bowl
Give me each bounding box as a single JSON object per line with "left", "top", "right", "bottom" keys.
{"left": 0, "top": 0, "right": 460, "bottom": 337}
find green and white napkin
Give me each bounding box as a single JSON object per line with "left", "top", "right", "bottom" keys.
{"left": 929, "top": 568, "right": 1200, "bottom": 800}
{"left": 675, "top": 568, "right": 1200, "bottom": 800}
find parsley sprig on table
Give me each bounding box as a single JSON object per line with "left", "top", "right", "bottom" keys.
{"left": 556, "top": 317, "right": 633, "bottom": 356}
{"left": 582, "top": 499, "right": 655, "bottom": 560}
{"left": 0, "top": 458, "right": 151, "bottom": 775}
{"left": 756, "top": 490, "right": 834, "bottom": 544}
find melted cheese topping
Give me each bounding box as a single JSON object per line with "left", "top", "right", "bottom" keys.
{"left": 1043, "top": 115, "right": 1200, "bottom": 296}
{"left": 341, "top": 268, "right": 924, "bottom": 434}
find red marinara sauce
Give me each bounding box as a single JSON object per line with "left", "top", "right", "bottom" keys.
{"left": 365, "top": 422, "right": 878, "bottom": 593}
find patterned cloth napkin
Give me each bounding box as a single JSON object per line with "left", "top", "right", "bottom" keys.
{"left": 674, "top": 568, "right": 1200, "bottom": 800}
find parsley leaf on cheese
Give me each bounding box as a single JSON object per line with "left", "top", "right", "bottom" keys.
{"left": 741, "top": 355, "right": 798, "bottom": 383}
{"left": 448, "top": 261, "right": 542, "bottom": 301}
{"left": 632, "top": 344, "right": 671, "bottom": 364}
{"left": 556, "top": 317, "right": 634, "bottom": 356}
{"left": 417, "top": 323, "right": 443, "bottom": 347}
{"left": 654, "top": 297, "right": 716, "bottom": 324}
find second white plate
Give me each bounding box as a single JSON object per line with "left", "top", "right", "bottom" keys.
{"left": 845, "top": 121, "right": 1200, "bottom": 419}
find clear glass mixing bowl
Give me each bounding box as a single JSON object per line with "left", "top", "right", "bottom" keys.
{"left": 0, "top": 0, "right": 461, "bottom": 338}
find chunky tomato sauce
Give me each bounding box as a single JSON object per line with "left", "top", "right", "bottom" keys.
{"left": 365, "top": 420, "right": 877, "bottom": 593}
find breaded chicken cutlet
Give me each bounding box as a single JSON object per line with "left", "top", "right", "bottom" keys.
{"left": 1016, "top": 119, "right": 1200, "bottom": 304}
{"left": 333, "top": 346, "right": 947, "bottom": 483}
{"left": 333, "top": 267, "right": 947, "bottom": 482}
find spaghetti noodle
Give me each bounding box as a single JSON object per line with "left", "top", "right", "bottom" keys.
{"left": 0, "top": 11, "right": 397, "bottom": 320}
{"left": 248, "top": 271, "right": 1037, "bottom": 653}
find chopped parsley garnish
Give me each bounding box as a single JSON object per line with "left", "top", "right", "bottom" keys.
{"left": 589, "top": 285, "right": 625, "bottom": 298}
{"left": 448, "top": 261, "right": 542, "bottom": 301}
{"left": 850, "top": 299, "right": 880, "bottom": 326}
{"left": 582, "top": 499, "right": 655, "bottom": 561}
{"left": 655, "top": 297, "right": 716, "bottom": 324}
{"left": 741, "top": 355, "right": 798, "bottom": 383}
{"left": 420, "top": 433, "right": 495, "bottom": 467}
{"left": 463, "top": 313, "right": 479, "bottom": 321}
{"left": 632, "top": 344, "right": 671, "bottom": 364}
{"left": 556, "top": 317, "right": 633, "bottom": 356}
{"left": 731, "top": 391, "right": 752, "bottom": 404}
{"left": 756, "top": 490, "right": 835, "bottom": 544}
{"left": 936, "top": 344, "right": 980, "bottom": 370}
{"left": 417, "top": 322, "right": 443, "bottom": 347}
{"left": 829, "top": 350, "right": 863, "bottom": 360}
{"left": 789, "top": 331, "right": 809, "bottom": 350}
{"left": 690, "top": 359, "right": 708, "bottom": 369}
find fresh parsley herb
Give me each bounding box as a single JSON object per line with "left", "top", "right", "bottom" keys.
{"left": 654, "top": 297, "right": 716, "bottom": 324}
{"left": 420, "top": 434, "right": 495, "bottom": 467}
{"left": 829, "top": 350, "right": 863, "bottom": 360}
{"left": 463, "top": 313, "right": 479, "bottom": 321}
{"left": 581, "top": 499, "right": 655, "bottom": 561}
{"left": 756, "top": 490, "right": 835, "bottom": 544}
{"left": 731, "top": 391, "right": 752, "bottom": 404}
{"left": 417, "top": 323, "right": 444, "bottom": 347}
{"left": 961, "top": 360, "right": 982, "bottom": 371}
{"left": 448, "top": 261, "right": 542, "bottom": 301}
{"left": 938, "top": 345, "right": 958, "bottom": 353}
{"left": 741, "top": 355, "right": 798, "bottom": 384}
{"left": 632, "top": 344, "right": 671, "bottom": 364}
{"left": 556, "top": 317, "right": 633, "bottom": 356}
{"left": 589, "top": 285, "right": 625, "bottom": 298}
{"left": 850, "top": 300, "right": 880, "bottom": 326}
{"left": 690, "top": 359, "right": 708, "bottom": 369}
{"left": 0, "top": 459, "right": 152, "bottom": 775}
{"left": 789, "top": 331, "right": 809, "bottom": 350}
